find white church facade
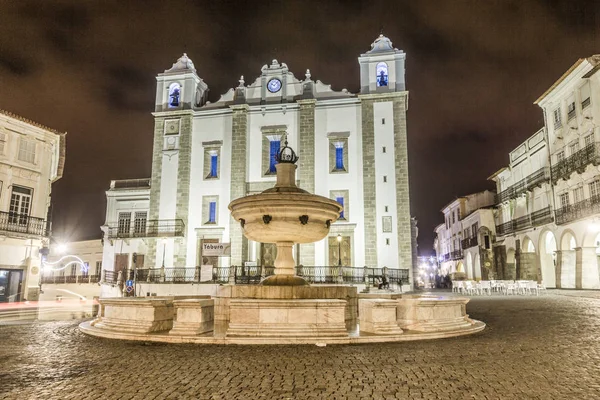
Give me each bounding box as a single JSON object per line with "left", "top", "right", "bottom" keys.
{"left": 100, "top": 35, "right": 413, "bottom": 292}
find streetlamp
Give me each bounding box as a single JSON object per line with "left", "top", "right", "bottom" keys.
{"left": 337, "top": 234, "right": 342, "bottom": 267}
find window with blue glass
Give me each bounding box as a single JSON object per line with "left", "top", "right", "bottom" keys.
{"left": 269, "top": 140, "right": 281, "bottom": 173}
{"left": 208, "top": 201, "right": 216, "bottom": 223}
{"left": 336, "top": 196, "right": 345, "bottom": 219}
{"left": 209, "top": 154, "right": 218, "bottom": 178}
{"left": 335, "top": 147, "right": 344, "bottom": 170}
{"left": 376, "top": 62, "right": 388, "bottom": 87}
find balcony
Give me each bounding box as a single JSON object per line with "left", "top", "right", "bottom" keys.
{"left": 0, "top": 211, "right": 49, "bottom": 237}
{"left": 495, "top": 206, "right": 554, "bottom": 236}
{"left": 41, "top": 274, "right": 100, "bottom": 284}
{"left": 441, "top": 250, "right": 463, "bottom": 261}
{"left": 107, "top": 219, "right": 185, "bottom": 239}
{"left": 460, "top": 237, "right": 478, "bottom": 249}
{"left": 552, "top": 142, "right": 600, "bottom": 183}
{"left": 555, "top": 195, "right": 600, "bottom": 225}
{"left": 582, "top": 97, "right": 591, "bottom": 110}
{"left": 495, "top": 167, "right": 550, "bottom": 204}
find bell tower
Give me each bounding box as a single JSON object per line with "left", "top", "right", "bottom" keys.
{"left": 155, "top": 53, "right": 209, "bottom": 112}
{"left": 358, "top": 34, "right": 406, "bottom": 94}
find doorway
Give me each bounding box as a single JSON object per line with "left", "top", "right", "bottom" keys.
{"left": 0, "top": 269, "right": 23, "bottom": 303}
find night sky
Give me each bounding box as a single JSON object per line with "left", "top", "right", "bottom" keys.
{"left": 1, "top": 0, "right": 599, "bottom": 256}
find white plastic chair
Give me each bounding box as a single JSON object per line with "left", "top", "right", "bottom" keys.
{"left": 516, "top": 281, "right": 529, "bottom": 295}
{"left": 527, "top": 281, "right": 539, "bottom": 296}
{"left": 453, "top": 281, "right": 463, "bottom": 294}
{"left": 504, "top": 281, "right": 516, "bottom": 295}
{"left": 479, "top": 281, "right": 492, "bottom": 296}
{"left": 464, "top": 281, "right": 478, "bottom": 296}
{"left": 537, "top": 281, "right": 547, "bottom": 295}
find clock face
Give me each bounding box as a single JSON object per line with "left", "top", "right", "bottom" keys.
{"left": 267, "top": 78, "right": 282, "bottom": 93}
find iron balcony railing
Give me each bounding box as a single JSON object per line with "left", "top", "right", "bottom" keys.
{"left": 40, "top": 274, "right": 100, "bottom": 284}
{"left": 552, "top": 142, "right": 600, "bottom": 183}
{"left": 460, "top": 237, "right": 478, "bottom": 250}
{"left": 494, "top": 167, "right": 550, "bottom": 204}
{"left": 441, "top": 251, "right": 463, "bottom": 261}
{"left": 582, "top": 97, "right": 591, "bottom": 109}
{"left": 0, "top": 211, "right": 49, "bottom": 237}
{"left": 107, "top": 219, "right": 185, "bottom": 239}
{"left": 555, "top": 195, "right": 600, "bottom": 225}
{"left": 495, "top": 206, "right": 554, "bottom": 236}
{"left": 109, "top": 266, "right": 409, "bottom": 286}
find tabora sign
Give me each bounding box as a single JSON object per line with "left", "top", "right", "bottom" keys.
{"left": 202, "top": 242, "right": 232, "bottom": 257}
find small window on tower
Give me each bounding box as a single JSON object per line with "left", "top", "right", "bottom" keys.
{"left": 382, "top": 146, "right": 386, "bottom": 153}
{"left": 168, "top": 83, "right": 181, "bottom": 108}
{"left": 376, "top": 62, "right": 388, "bottom": 87}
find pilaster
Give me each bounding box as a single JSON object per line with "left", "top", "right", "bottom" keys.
{"left": 392, "top": 94, "right": 412, "bottom": 279}
{"left": 146, "top": 118, "right": 165, "bottom": 268}
{"left": 229, "top": 105, "right": 249, "bottom": 265}
{"left": 174, "top": 115, "right": 193, "bottom": 267}
{"left": 298, "top": 99, "right": 316, "bottom": 266}
{"left": 359, "top": 98, "right": 378, "bottom": 267}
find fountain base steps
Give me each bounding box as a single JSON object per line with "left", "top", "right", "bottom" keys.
{"left": 80, "top": 292, "right": 485, "bottom": 345}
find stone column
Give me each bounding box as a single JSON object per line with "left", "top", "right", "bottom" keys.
{"left": 298, "top": 99, "right": 316, "bottom": 266}
{"left": 559, "top": 250, "right": 576, "bottom": 288}
{"left": 229, "top": 105, "right": 249, "bottom": 266}
{"left": 518, "top": 252, "right": 538, "bottom": 281}
{"left": 554, "top": 250, "right": 562, "bottom": 288}
{"left": 577, "top": 247, "right": 600, "bottom": 289}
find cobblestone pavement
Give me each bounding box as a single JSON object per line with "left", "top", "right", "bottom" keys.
{"left": 1, "top": 290, "right": 600, "bottom": 400}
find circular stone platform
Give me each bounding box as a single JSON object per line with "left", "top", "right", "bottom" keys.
{"left": 79, "top": 290, "right": 485, "bottom": 345}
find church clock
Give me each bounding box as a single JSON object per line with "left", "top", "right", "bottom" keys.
{"left": 267, "top": 78, "right": 282, "bottom": 93}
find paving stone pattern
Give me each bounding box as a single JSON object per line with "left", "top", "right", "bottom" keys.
{"left": 1, "top": 291, "right": 600, "bottom": 399}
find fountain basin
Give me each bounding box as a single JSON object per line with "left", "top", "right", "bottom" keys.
{"left": 229, "top": 193, "right": 342, "bottom": 244}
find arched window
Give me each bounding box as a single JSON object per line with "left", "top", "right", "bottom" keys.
{"left": 376, "top": 62, "right": 388, "bottom": 87}
{"left": 168, "top": 83, "right": 181, "bottom": 108}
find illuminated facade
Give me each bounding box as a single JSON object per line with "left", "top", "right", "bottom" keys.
{"left": 100, "top": 34, "right": 415, "bottom": 294}
{"left": 490, "top": 55, "right": 600, "bottom": 289}
{"left": 0, "top": 110, "right": 65, "bottom": 302}
{"left": 433, "top": 191, "right": 495, "bottom": 278}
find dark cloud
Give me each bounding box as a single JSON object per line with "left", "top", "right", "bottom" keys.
{"left": 0, "top": 0, "right": 599, "bottom": 253}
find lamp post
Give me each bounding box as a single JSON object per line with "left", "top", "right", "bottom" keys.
{"left": 160, "top": 238, "right": 166, "bottom": 282}
{"left": 337, "top": 234, "right": 342, "bottom": 267}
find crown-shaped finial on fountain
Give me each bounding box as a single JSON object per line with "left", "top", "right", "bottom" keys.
{"left": 275, "top": 134, "right": 299, "bottom": 164}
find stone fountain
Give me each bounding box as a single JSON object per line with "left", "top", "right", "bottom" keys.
{"left": 228, "top": 138, "right": 341, "bottom": 286}
{"left": 80, "top": 138, "right": 485, "bottom": 344}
